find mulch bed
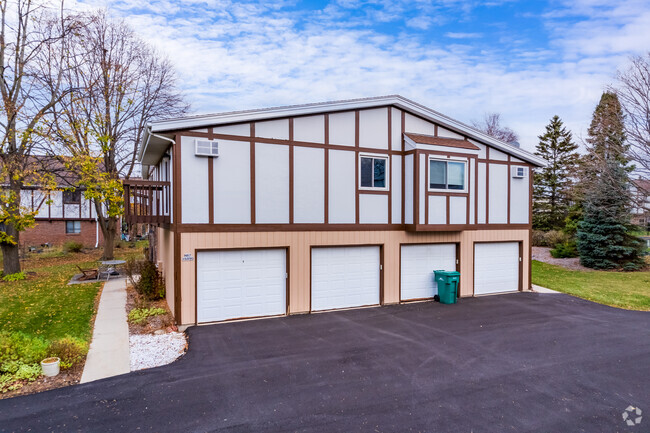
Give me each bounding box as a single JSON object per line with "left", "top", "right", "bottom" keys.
{"left": 125, "top": 283, "right": 177, "bottom": 335}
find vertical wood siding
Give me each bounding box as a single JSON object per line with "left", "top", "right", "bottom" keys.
{"left": 174, "top": 229, "right": 530, "bottom": 325}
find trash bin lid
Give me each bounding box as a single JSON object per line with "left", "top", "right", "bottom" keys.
{"left": 434, "top": 270, "right": 460, "bottom": 277}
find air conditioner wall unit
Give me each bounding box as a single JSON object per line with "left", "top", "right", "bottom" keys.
{"left": 511, "top": 166, "right": 528, "bottom": 178}
{"left": 195, "top": 139, "right": 219, "bottom": 157}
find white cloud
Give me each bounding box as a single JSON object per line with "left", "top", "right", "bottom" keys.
{"left": 67, "top": 0, "right": 650, "bottom": 152}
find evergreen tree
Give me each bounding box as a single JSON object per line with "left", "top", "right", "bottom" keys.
{"left": 532, "top": 115, "right": 579, "bottom": 231}
{"left": 576, "top": 92, "right": 644, "bottom": 270}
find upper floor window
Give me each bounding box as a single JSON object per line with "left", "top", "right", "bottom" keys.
{"left": 63, "top": 189, "right": 81, "bottom": 204}
{"left": 429, "top": 158, "right": 467, "bottom": 192}
{"left": 359, "top": 155, "right": 388, "bottom": 190}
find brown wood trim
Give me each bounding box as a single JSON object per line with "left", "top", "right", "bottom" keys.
{"left": 355, "top": 110, "right": 360, "bottom": 224}
{"left": 358, "top": 189, "right": 390, "bottom": 195}
{"left": 528, "top": 229, "right": 532, "bottom": 290}
{"left": 405, "top": 133, "right": 481, "bottom": 150}
{"left": 173, "top": 230, "right": 181, "bottom": 322}
{"left": 207, "top": 158, "right": 214, "bottom": 224}
{"left": 434, "top": 124, "right": 438, "bottom": 137}
{"left": 506, "top": 162, "right": 512, "bottom": 224}
{"left": 528, "top": 163, "right": 533, "bottom": 226}
{"left": 380, "top": 245, "right": 385, "bottom": 305}
{"left": 425, "top": 192, "right": 469, "bottom": 197}
{"left": 250, "top": 123, "right": 256, "bottom": 224}
{"left": 387, "top": 107, "right": 392, "bottom": 225}
{"left": 414, "top": 151, "right": 420, "bottom": 225}
{"left": 456, "top": 242, "right": 461, "bottom": 297}
{"left": 486, "top": 154, "right": 490, "bottom": 224}
{"left": 289, "top": 118, "right": 294, "bottom": 224}
{"left": 324, "top": 114, "right": 329, "bottom": 224}
{"left": 474, "top": 159, "right": 479, "bottom": 224}
{"left": 519, "top": 241, "right": 524, "bottom": 291}
{"left": 425, "top": 153, "right": 429, "bottom": 224}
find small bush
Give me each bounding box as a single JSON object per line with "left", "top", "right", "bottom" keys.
{"left": 128, "top": 307, "right": 167, "bottom": 324}
{"left": 48, "top": 337, "right": 88, "bottom": 370}
{"left": 125, "top": 258, "right": 165, "bottom": 300}
{"left": 532, "top": 230, "right": 547, "bottom": 247}
{"left": 63, "top": 241, "right": 83, "bottom": 253}
{"left": 2, "top": 272, "right": 26, "bottom": 282}
{"left": 0, "top": 332, "right": 49, "bottom": 365}
{"left": 550, "top": 241, "right": 579, "bottom": 258}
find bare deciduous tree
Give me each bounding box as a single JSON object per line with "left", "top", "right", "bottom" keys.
{"left": 50, "top": 10, "right": 189, "bottom": 259}
{"left": 0, "top": 0, "right": 82, "bottom": 274}
{"left": 472, "top": 112, "right": 520, "bottom": 145}
{"left": 613, "top": 52, "right": 650, "bottom": 177}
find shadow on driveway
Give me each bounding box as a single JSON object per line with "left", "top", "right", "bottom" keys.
{"left": 1, "top": 292, "right": 649, "bottom": 432}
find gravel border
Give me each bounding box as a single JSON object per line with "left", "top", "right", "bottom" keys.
{"left": 129, "top": 332, "right": 187, "bottom": 371}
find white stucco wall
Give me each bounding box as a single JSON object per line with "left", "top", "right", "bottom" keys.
{"left": 328, "top": 149, "right": 356, "bottom": 223}
{"left": 294, "top": 146, "right": 325, "bottom": 223}
{"left": 255, "top": 142, "right": 289, "bottom": 223}
{"left": 213, "top": 139, "right": 251, "bottom": 223}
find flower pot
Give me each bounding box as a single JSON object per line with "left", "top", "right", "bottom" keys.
{"left": 41, "top": 357, "right": 60, "bottom": 377}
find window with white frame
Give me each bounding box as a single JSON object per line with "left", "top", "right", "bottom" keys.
{"left": 359, "top": 155, "right": 388, "bottom": 190}
{"left": 429, "top": 158, "right": 467, "bottom": 192}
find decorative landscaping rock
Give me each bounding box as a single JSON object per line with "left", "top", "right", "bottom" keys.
{"left": 129, "top": 332, "right": 187, "bottom": 371}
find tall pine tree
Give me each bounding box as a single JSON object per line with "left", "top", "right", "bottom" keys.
{"left": 576, "top": 92, "right": 644, "bottom": 270}
{"left": 533, "top": 115, "right": 579, "bottom": 231}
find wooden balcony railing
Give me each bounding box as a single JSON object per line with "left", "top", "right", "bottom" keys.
{"left": 123, "top": 180, "right": 171, "bottom": 225}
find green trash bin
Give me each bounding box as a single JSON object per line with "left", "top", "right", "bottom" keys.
{"left": 434, "top": 270, "right": 460, "bottom": 304}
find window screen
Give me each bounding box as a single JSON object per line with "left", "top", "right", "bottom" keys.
{"left": 429, "top": 159, "right": 466, "bottom": 191}
{"left": 360, "top": 156, "right": 388, "bottom": 189}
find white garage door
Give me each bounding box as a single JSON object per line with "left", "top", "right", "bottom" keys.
{"left": 474, "top": 242, "right": 520, "bottom": 295}
{"left": 311, "top": 246, "right": 380, "bottom": 311}
{"left": 401, "top": 244, "right": 457, "bottom": 301}
{"left": 196, "top": 249, "right": 286, "bottom": 323}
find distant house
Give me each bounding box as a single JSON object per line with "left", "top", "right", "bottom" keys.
{"left": 128, "top": 95, "right": 545, "bottom": 326}
{"left": 631, "top": 179, "right": 650, "bottom": 228}
{"left": 10, "top": 157, "right": 104, "bottom": 249}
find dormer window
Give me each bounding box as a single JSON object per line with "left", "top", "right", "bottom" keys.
{"left": 429, "top": 157, "right": 467, "bottom": 193}
{"left": 359, "top": 154, "right": 389, "bottom": 190}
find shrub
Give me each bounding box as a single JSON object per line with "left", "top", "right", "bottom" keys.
{"left": 0, "top": 332, "right": 49, "bottom": 365}
{"left": 532, "top": 230, "right": 547, "bottom": 247}
{"left": 63, "top": 241, "right": 83, "bottom": 253}
{"left": 48, "top": 337, "right": 88, "bottom": 370}
{"left": 125, "top": 258, "right": 165, "bottom": 300}
{"left": 2, "top": 271, "right": 26, "bottom": 282}
{"left": 550, "top": 241, "right": 579, "bottom": 258}
{"left": 128, "top": 307, "right": 167, "bottom": 324}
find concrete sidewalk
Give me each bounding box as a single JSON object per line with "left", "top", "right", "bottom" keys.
{"left": 80, "top": 278, "right": 130, "bottom": 383}
{"left": 532, "top": 284, "right": 560, "bottom": 293}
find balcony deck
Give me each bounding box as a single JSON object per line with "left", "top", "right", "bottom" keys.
{"left": 123, "top": 180, "right": 170, "bottom": 225}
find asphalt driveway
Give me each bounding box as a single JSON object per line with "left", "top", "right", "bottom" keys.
{"left": 1, "top": 292, "right": 649, "bottom": 432}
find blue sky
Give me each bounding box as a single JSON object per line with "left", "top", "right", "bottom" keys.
{"left": 71, "top": 0, "right": 650, "bottom": 151}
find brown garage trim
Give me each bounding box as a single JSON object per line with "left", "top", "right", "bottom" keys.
{"left": 519, "top": 241, "right": 524, "bottom": 292}
{"left": 309, "top": 244, "right": 384, "bottom": 312}
{"left": 173, "top": 230, "right": 181, "bottom": 321}
{"left": 398, "top": 241, "right": 460, "bottom": 303}
{"left": 289, "top": 118, "right": 294, "bottom": 224}
{"left": 401, "top": 110, "right": 406, "bottom": 224}
{"left": 193, "top": 246, "right": 290, "bottom": 325}
{"left": 472, "top": 240, "right": 525, "bottom": 296}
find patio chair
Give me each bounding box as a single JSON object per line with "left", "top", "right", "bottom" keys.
{"left": 76, "top": 265, "right": 99, "bottom": 281}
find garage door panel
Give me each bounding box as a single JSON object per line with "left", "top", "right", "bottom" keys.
{"left": 311, "top": 246, "right": 380, "bottom": 311}
{"left": 197, "top": 249, "right": 286, "bottom": 323}
{"left": 474, "top": 242, "right": 519, "bottom": 295}
{"left": 401, "top": 244, "right": 456, "bottom": 301}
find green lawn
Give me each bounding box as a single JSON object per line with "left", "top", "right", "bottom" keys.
{"left": 532, "top": 260, "right": 650, "bottom": 311}
{"left": 0, "top": 260, "right": 102, "bottom": 341}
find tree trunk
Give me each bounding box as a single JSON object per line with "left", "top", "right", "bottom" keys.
{"left": 1, "top": 181, "right": 24, "bottom": 275}
{"left": 101, "top": 217, "right": 117, "bottom": 260}
{"left": 1, "top": 224, "right": 21, "bottom": 275}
